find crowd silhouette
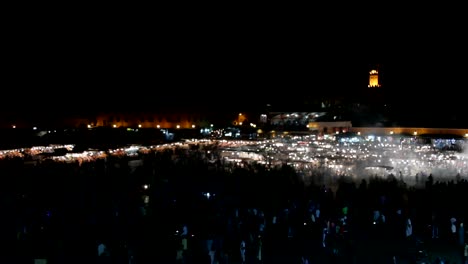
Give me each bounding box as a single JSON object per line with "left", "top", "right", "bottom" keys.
{"left": 0, "top": 142, "right": 466, "bottom": 263}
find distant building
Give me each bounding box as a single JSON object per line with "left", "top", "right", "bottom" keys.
{"left": 0, "top": 110, "right": 235, "bottom": 130}
{"left": 368, "top": 66, "right": 381, "bottom": 88}
{"left": 307, "top": 121, "right": 353, "bottom": 135}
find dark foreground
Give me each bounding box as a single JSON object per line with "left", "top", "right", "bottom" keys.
{"left": 0, "top": 142, "right": 466, "bottom": 263}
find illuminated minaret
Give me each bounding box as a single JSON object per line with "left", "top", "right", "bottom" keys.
{"left": 368, "top": 68, "right": 381, "bottom": 88}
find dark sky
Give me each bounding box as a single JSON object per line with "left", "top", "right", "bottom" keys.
{"left": 3, "top": 13, "right": 467, "bottom": 117}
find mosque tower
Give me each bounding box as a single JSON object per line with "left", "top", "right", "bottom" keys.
{"left": 368, "top": 65, "right": 381, "bottom": 88}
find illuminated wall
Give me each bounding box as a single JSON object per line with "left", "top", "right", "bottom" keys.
{"left": 1, "top": 110, "right": 241, "bottom": 129}
{"left": 307, "top": 121, "right": 353, "bottom": 134}
{"left": 93, "top": 112, "right": 211, "bottom": 129}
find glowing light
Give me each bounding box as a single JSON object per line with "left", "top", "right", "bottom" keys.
{"left": 368, "top": 69, "right": 381, "bottom": 87}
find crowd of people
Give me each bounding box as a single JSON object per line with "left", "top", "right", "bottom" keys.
{"left": 0, "top": 137, "right": 466, "bottom": 263}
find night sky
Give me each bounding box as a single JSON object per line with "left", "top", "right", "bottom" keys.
{"left": 3, "top": 14, "right": 467, "bottom": 121}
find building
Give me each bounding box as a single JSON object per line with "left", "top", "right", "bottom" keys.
{"left": 368, "top": 68, "right": 381, "bottom": 88}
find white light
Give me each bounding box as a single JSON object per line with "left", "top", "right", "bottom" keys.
{"left": 33, "top": 127, "right": 37, "bottom": 130}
